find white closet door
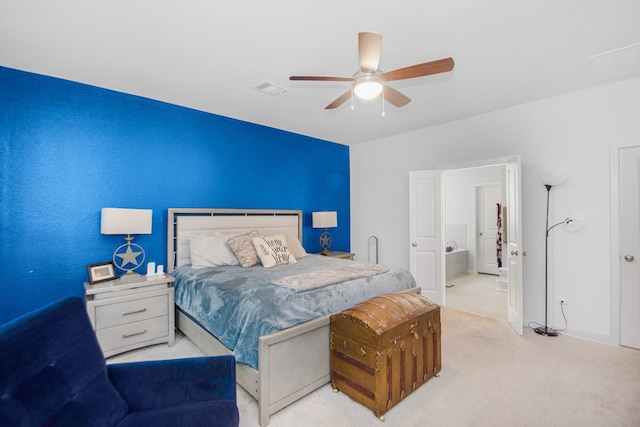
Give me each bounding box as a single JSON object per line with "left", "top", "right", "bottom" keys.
{"left": 620, "top": 146, "right": 640, "bottom": 349}
{"left": 476, "top": 183, "right": 501, "bottom": 275}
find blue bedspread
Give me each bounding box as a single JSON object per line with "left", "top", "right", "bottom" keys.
{"left": 173, "top": 255, "right": 416, "bottom": 370}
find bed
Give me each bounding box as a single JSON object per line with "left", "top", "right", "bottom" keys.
{"left": 167, "top": 208, "right": 420, "bottom": 426}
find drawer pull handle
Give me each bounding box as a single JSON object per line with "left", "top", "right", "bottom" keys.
{"left": 122, "top": 308, "right": 147, "bottom": 316}
{"left": 122, "top": 330, "right": 147, "bottom": 339}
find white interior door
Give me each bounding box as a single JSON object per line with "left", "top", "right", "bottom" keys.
{"left": 476, "top": 184, "right": 501, "bottom": 275}
{"left": 409, "top": 170, "right": 443, "bottom": 305}
{"left": 620, "top": 146, "right": 640, "bottom": 349}
{"left": 506, "top": 158, "right": 523, "bottom": 335}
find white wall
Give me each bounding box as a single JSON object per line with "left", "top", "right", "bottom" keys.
{"left": 350, "top": 76, "right": 640, "bottom": 344}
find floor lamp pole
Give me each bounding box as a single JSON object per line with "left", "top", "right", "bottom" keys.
{"left": 535, "top": 184, "right": 559, "bottom": 336}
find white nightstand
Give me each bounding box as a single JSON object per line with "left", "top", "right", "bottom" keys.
{"left": 320, "top": 251, "right": 355, "bottom": 260}
{"left": 85, "top": 275, "right": 175, "bottom": 358}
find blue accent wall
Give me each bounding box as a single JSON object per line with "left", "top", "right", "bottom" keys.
{"left": 0, "top": 66, "right": 350, "bottom": 324}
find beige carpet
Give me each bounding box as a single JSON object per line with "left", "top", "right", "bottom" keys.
{"left": 108, "top": 307, "right": 640, "bottom": 427}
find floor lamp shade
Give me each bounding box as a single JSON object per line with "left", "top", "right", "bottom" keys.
{"left": 541, "top": 169, "right": 567, "bottom": 187}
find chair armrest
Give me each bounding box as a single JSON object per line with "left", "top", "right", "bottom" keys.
{"left": 108, "top": 355, "right": 236, "bottom": 412}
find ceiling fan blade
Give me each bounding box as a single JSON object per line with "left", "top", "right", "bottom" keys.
{"left": 325, "top": 90, "right": 353, "bottom": 109}
{"left": 383, "top": 57, "right": 455, "bottom": 81}
{"left": 383, "top": 85, "right": 411, "bottom": 107}
{"left": 359, "top": 32, "right": 382, "bottom": 72}
{"left": 289, "top": 75, "right": 353, "bottom": 82}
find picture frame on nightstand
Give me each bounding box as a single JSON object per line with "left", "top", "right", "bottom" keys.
{"left": 87, "top": 261, "right": 117, "bottom": 284}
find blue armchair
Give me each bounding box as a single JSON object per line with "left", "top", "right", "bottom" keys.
{"left": 0, "top": 297, "right": 239, "bottom": 427}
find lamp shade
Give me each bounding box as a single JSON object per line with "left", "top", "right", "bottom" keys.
{"left": 565, "top": 218, "right": 582, "bottom": 233}
{"left": 312, "top": 211, "right": 337, "bottom": 229}
{"left": 541, "top": 169, "right": 567, "bottom": 187}
{"left": 101, "top": 208, "right": 152, "bottom": 235}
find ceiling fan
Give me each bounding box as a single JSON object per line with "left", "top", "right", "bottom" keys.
{"left": 289, "top": 32, "right": 455, "bottom": 110}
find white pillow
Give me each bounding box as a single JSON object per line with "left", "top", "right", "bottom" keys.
{"left": 284, "top": 233, "right": 307, "bottom": 259}
{"left": 252, "top": 234, "right": 298, "bottom": 268}
{"left": 187, "top": 233, "right": 239, "bottom": 269}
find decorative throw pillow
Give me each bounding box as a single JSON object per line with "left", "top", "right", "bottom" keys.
{"left": 284, "top": 233, "right": 307, "bottom": 259}
{"left": 187, "top": 232, "right": 239, "bottom": 269}
{"left": 226, "top": 230, "right": 261, "bottom": 267}
{"left": 252, "top": 234, "right": 298, "bottom": 268}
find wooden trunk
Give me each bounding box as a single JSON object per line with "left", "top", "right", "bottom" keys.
{"left": 330, "top": 292, "right": 441, "bottom": 419}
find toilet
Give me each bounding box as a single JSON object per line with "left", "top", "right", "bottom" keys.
{"left": 496, "top": 267, "right": 508, "bottom": 292}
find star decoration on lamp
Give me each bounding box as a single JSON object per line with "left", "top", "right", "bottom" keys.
{"left": 115, "top": 243, "right": 143, "bottom": 269}
{"left": 319, "top": 231, "right": 333, "bottom": 252}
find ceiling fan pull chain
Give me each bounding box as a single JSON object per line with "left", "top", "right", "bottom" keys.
{"left": 350, "top": 84, "right": 355, "bottom": 111}
{"left": 381, "top": 90, "right": 386, "bottom": 117}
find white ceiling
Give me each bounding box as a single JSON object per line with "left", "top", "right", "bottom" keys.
{"left": 2, "top": 0, "right": 640, "bottom": 146}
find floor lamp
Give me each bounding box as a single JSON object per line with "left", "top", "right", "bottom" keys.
{"left": 535, "top": 171, "right": 578, "bottom": 337}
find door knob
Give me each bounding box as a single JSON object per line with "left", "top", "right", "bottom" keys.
{"left": 511, "top": 250, "right": 518, "bottom": 256}
{"left": 624, "top": 254, "right": 635, "bottom": 262}
{"left": 411, "top": 242, "right": 417, "bottom": 247}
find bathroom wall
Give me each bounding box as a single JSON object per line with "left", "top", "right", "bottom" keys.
{"left": 444, "top": 165, "right": 506, "bottom": 273}
{"left": 445, "top": 224, "right": 467, "bottom": 252}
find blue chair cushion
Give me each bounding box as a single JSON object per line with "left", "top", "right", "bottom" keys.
{"left": 108, "top": 356, "right": 237, "bottom": 411}
{"left": 0, "top": 298, "right": 128, "bottom": 426}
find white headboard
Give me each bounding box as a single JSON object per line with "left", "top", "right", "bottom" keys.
{"left": 167, "top": 208, "right": 303, "bottom": 272}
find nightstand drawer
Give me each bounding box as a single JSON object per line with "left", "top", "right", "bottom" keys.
{"left": 96, "top": 316, "right": 169, "bottom": 353}
{"left": 91, "top": 283, "right": 168, "bottom": 300}
{"left": 85, "top": 276, "right": 175, "bottom": 357}
{"left": 95, "top": 294, "right": 168, "bottom": 329}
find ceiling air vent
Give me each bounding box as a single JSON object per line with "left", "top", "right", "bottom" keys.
{"left": 254, "top": 81, "right": 287, "bottom": 96}
{"left": 588, "top": 43, "right": 640, "bottom": 82}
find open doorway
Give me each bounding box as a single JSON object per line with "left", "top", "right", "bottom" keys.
{"left": 443, "top": 164, "right": 507, "bottom": 320}
{"left": 410, "top": 155, "right": 523, "bottom": 333}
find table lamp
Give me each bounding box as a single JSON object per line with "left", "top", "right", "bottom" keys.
{"left": 101, "top": 208, "right": 152, "bottom": 275}
{"left": 312, "top": 211, "right": 337, "bottom": 254}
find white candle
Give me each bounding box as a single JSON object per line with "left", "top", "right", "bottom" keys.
{"left": 146, "top": 262, "right": 156, "bottom": 276}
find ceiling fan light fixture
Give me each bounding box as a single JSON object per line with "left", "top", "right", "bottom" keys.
{"left": 353, "top": 73, "right": 384, "bottom": 99}
{"left": 354, "top": 81, "right": 383, "bottom": 99}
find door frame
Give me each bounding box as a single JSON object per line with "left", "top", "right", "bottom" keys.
{"left": 439, "top": 155, "right": 522, "bottom": 334}
{"left": 609, "top": 139, "right": 640, "bottom": 346}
